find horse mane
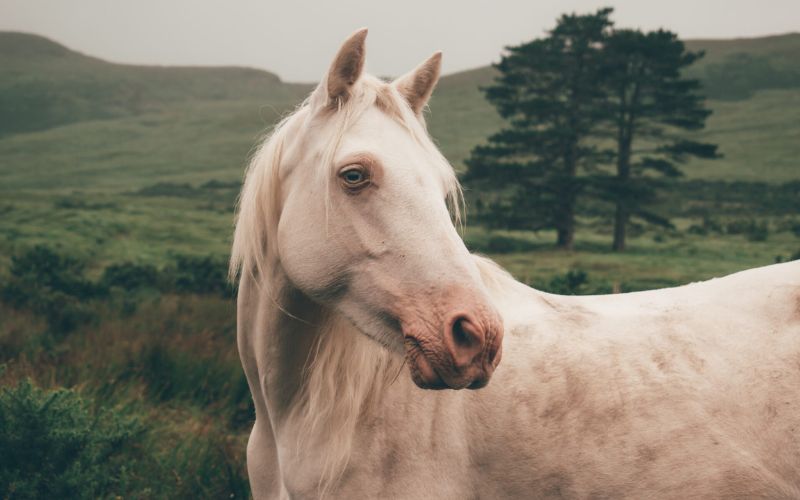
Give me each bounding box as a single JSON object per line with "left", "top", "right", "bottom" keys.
{"left": 230, "top": 73, "right": 466, "bottom": 495}
{"left": 292, "top": 313, "right": 401, "bottom": 494}
{"left": 472, "top": 253, "right": 529, "bottom": 299}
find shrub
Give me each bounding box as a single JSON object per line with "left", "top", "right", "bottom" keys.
{"left": 687, "top": 224, "right": 707, "bottom": 235}
{"left": 725, "top": 218, "right": 769, "bottom": 241}
{"left": 101, "top": 262, "right": 160, "bottom": 291}
{"left": 0, "top": 380, "right": 142, "bottom": 500}
{"left": 745, "top": 222, "right": 769, "bottom": 242}
{"left": 537, "top": 269, "right": 589, "bottom": 295}
{"left": 1, "top": 246, "right": 99, "bottom": 334}
{"left": 465, "top": 233, "right": 539, "bottom": 254}
{"left": 3, "top": 246, "right": 97, "bottom": 303}
{"left": 170, "top": 255, "right": 231, "bottom": 296}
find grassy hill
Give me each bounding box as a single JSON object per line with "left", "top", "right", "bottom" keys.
{"left": 0, "top": 32, "right": 311, "bottom": 137}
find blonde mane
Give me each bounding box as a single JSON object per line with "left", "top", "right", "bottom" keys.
{"left": 230, "top": 74, "right": 464, "bottom": 494}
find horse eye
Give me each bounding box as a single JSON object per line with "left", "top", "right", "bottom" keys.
{"left": 343, "top": 170, "right": 363, "bottom": 184}
{"left": 340, "top": 166, "right": 369, "bottom": 188}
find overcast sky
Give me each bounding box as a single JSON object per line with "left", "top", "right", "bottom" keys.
{"left": 1, "top": 0, "right": 798, "bottom": 82}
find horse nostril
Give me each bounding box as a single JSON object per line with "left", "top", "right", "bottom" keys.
{"left": 452, "top": 317, "right": 475, "bottom": 348}
{"left": 446, "top": 316, "right": 485, "bottom": 369}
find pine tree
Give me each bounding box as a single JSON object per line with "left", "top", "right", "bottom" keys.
{"left": 465, "top": 9, "right": 614, "bottom": 250}
{"left": 602, "top": 29, "right": 719, "bottom": 251}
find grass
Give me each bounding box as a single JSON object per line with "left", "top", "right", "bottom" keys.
{"left": 0, "top": 294, "right": 251, "bottom": 498}
{"left": 464, "top": 221, "right": 799, "bottom": 288}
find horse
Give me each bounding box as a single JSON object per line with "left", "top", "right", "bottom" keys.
{"left": 230, "top": 29, "right": 800, "bottom": 499}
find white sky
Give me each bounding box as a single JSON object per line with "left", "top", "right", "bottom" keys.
{"left": 1, "top": 0, "right": 798, "bottom": 82}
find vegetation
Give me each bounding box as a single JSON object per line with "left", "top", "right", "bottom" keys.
{"left": 0, "top": 18, "right": 798, "bottom": 498}
{"left": 466, "top": 8, "right": 720, "bottom": 251}
{"left": 466, "top": 9, "right": 613, "bottom": 249}
{"left": 0, "top": 379, "right": 142, "bottom": 499}
{"left": 602, "top": 27, "right": 718, "bottom": 250}
{"left": 0, "top": 250, "right": 250, "bottom": 498}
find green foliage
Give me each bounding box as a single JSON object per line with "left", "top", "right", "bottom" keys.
{"left": 171, "top": 255, "right": 232, "bottom": 296}
{"left": 130, "top": 342, "right": 251, "bottom": 415}
{"left": 101, "top": 262, "right": 160, "bottom": 291}
{"left": 465, "top": 232, "right": 540, "bottom": 254}
{"left": 541, "top": 268, "right": 591, "bottom": 295}
{"left": 726, "top": 219, "right": 770, "bottom": 241}
{"left": 602, "top": 26, "right": 718, "bottom": 251}
{"left": 0, "top": 380, "right": 142, "bottom": 499}
{"left": 465, "top": 9, "right": 719, "bottom": 251}
{"left": 1, "top": 246, "right": 99, "bottom": 334}
{"left": 4, "top": 246, "right": 97, "bottom": 301}
{"left": 466, "top": 8, "right": 614, "bottom": 249}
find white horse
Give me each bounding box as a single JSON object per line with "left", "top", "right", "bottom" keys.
{"left": 231, "top": 29, "right": 800, "bottom": 499}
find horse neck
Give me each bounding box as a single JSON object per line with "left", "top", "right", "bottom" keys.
{"left": 241, "top": 263, "right": 400, "bottom": 433}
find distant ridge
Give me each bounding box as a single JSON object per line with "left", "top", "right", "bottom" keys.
{"left": 0, "top": 31, "right": 311, "bottom": 136}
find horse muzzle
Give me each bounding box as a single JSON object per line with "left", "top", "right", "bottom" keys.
{"left": 403, "top": 307, "right": 503, "bottom": 390}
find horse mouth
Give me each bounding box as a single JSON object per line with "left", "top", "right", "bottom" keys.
{"left": 404, "top": 336, "right": 449, "bottom": 389}
{"left": 404, "top": 336, "right": 487, "bottom": 390}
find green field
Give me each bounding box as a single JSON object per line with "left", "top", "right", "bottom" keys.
{"left": 1, "top": 31, "right": 798, "bottom": 497}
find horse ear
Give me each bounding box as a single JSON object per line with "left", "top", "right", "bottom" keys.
{"left": 394, "top": 51, "right": 442, "bottom": 115}
{"left": 326, "top": 28, "right": 368, "bottom": 104}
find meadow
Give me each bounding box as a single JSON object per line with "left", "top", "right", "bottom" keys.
{"left": 0, "top": 31, "right": 798, "bottom": 497}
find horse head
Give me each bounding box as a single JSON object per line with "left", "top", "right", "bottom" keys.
{"left": 234, "top": 29, "right": 503, "bottom": 390}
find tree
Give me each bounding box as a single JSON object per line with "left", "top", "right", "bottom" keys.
{"left": 601, "top": 29, "right": 719, "bottom": 251}
{"left": 465, "top": 9, "right": 614, "bottom": 250}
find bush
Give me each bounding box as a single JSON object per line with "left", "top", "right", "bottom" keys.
{"left": 0, "top": 380, "right": 142, "bottom": 500}
{"left": 545, "top": 269, "right": 589, "bottom": 295}
{"left": 725, "top": 218, "right": 769, "bottom": 241}
{"left": 101, "top": 262, "right": 160, "bottom": 291}
{"left": 1, "top": 246, "right": 99, "bottom": 334}
{"left": 3, "top": 246, "right": 97, "bottom": 302}
{"left": 170, "top": 255, "right": 231, "bottom": 296}
{"left": 781, "top": 250, "right": 800, "bottom": 263}
{"left": 465, "top": 233, "right": 539, "bottom": 254}
{"left": 687, "top": 224, "right": 707, "bottom": 235}
{"left": 745, "top": 222, "right": 769, "bottom": 242}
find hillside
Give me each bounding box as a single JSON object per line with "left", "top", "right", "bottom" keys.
{"left": 0, "top": 31, "right": 798, "bottom": 269}
{"left": 1, "top": 31, "right": 799, "bottom": 188}
{"left": 0, "top": 32, "right": 311, "bottom": 137}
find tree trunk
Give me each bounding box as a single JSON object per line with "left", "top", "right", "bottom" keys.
{"left": 612, "top": 203, "right": 627, "bottom": 251}
{"left": 555, "top": 138, "right": 579, "bottom": 251}
{"left": 556, "top": 205, "right": 575, "bottom": 250}
{"left": 613, "top": 134, "right": 632, "bottom": 252}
